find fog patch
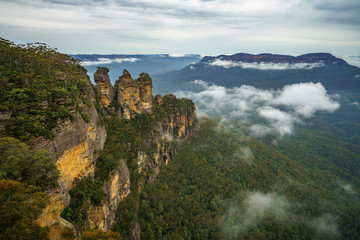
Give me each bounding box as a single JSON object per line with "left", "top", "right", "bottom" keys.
{"left": 339, "top": 183, "right": 356, "bottom": 194}
{"left": 81, "top": 57, "right": 113, "bottom": 66}
{"left": 176, "top": 80, "right": 340, "bottom": 136}
{"left": 232, "top": 146, "right": 254, "bottom": 163}
{"left": 244, "top": 192, "right": 289, "bottom": 223}
{"left": 218, "top": 191, "right": 342, "bottom": 238}
{"left": 218, "top": 191, "right": 290, "bottom": 237}
{"left": 209, "top": 59, "right": 325, "bottom": 70}
{"left": 81, "top": 57, "right": 139, "bottom": 66}
{"left": 312, "top": 214, "right": 340, "bottom": 237}
{"left": 352, "top": 102, "right": 360, "bottom": 108}
{"left": 250, "top": 124, "right": 272, "bottom": 136}
{"left": 114, "top": 57, "right": 139, "bottom": 63}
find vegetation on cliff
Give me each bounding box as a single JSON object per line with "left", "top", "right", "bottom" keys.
{"left": 0, "top": 38, "right": 90, "bottom": 140}
{"left": 0, "top": 137, "right": 59, "bottom": 191}
{"left": 62, "top": 86, "right": 197, "bottom": 234}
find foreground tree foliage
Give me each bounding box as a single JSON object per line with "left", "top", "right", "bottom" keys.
{"left": 0, "top": 179, "right": 49, "bottom": 240}
{"left": 0, "top": 137, "right": 59, "bottom": 191}
{"left": 0, "top": 37, "right": 89, "bottom": 140}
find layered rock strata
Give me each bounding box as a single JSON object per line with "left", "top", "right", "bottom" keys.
{"left": 37, "top": 68, "right": 197, "bottom": 240}
{"left": 89, "top": 71, "right": 198, "bottom": 234}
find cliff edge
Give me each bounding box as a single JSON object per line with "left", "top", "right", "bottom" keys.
{"left": 0, "top": 39, "right": 198, "bottom": 240}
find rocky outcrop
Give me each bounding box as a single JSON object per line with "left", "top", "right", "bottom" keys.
{"left": 94, "top": 67, "right": 115, "bottom": 107}
{"left": 88, "top": 160, "right": 131, "bottom": 230}
{"left": 86, "top": 72, "right": 198, "bottom": 235}
{"left": 35, "top": 68, "right": 197, "bottom": 239}
{"left": 116, "top": 70, "right": 153, "bottom": 119}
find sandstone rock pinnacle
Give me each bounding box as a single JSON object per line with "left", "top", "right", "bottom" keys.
{"left": 94, "top": 67, "right": 115, "bottom": 107}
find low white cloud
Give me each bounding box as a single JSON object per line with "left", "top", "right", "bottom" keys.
{"left": 81, "top": 57, "right": 113, "bottom": 66}
{"left": 81, "top": 57, "right": 139, "bottom": 66}
{"left": 176, "top": 80, "right": 340, "bottom": 136}
{"left": 312, "top": 214, "right": 340, "bottom": 236}
{"left": 168, "top": 53, "right": 196, "bottom": 57}
{"left": 250, "top": 124, "right": 272, "bottom": 136}
{"left": 219, "top": 191, "right": 341, "bottom": 238}
{"left": 114, "top": 57, "right": 139, "bottom": 63}
{"left": 244, "top": 192, "right": 289, "bottom": 224}
{"left": 273, "top": 82, "right": 340, "bottom": 117}
{"left": 343, "top": 56, "right": 360, "bottom": 68}
{"left": 257, "top": 107, "right": 296, "bottom": 135}
{"left": 340, "top": 183, "right": 356, "bottom": 194}
{"left": 209, "top": 59, "right": 325, "bottom": 70}
{"left": 219, "top": 191, "right": 290, "bottom": 237}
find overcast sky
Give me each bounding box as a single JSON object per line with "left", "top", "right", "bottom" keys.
{"left": 0, "top": 0, "right": 359, "bottom": 56}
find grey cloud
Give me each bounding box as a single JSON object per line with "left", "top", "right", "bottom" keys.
{"left": 1, "top": 0, "right": 359, "bottom": 55}
{"left": 315, "top": 0, "right": 360, "bottom": 25}
{"left": 42, "top": 0, "right": 107, "bottom": 5}
{"left": 315, "top": 0, "right": 360, "bottom": 12}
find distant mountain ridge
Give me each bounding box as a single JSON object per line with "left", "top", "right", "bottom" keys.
{"left": 202, "top": 53, "right": 349, "bottom": 66}
{"left": 71, "top": 53, "right": 201, "bottom": 59}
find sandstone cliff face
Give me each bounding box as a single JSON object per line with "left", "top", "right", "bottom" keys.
{"left": 88, "top": 160, "right": 131, "bottom": 231}
{"left": 36, "top": 68, "right": 197, "bottom": 239}
{"left": 85, "top": 71, "right": 198, "bottom": 235}
{"left": 36, "top": 74, "right": 106, "bottom": 239}
{"left": 94, "top": 67, "right": 115, "bottom": 107}
{"left": 116, "top": 70, "right": 153, "bottom": 119}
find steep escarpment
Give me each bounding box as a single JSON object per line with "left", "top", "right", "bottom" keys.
{"left": 0, "top": 38, "right": 198, "bottom": 240}
{"left": 67, "top": 69, "right": 198, "bottom": 238}
{"left": 32, "top": 63, "right": 107, "bottom": 240}
{"left": 0, "top": 39, "right": 107, "bottom": 239}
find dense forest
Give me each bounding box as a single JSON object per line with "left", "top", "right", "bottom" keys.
{"left": 134, "top": 118, "right": 360, "bottom": 239}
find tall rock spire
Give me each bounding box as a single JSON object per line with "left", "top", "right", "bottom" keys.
{"left": 94, "top": 67, "right": 115, "bottom": 107}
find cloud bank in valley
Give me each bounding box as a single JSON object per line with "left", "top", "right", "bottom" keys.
{"left": 81, "top": 57, "right": 139, "bottom": 66}
{"left": 218, "top": 191, "right": 340, "bottom": 237}
{"left": 176, "top": 80, "right": 340, "bottom": 136}
{"left": 209, "top": 59, "right": 325, "bottom": 70}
